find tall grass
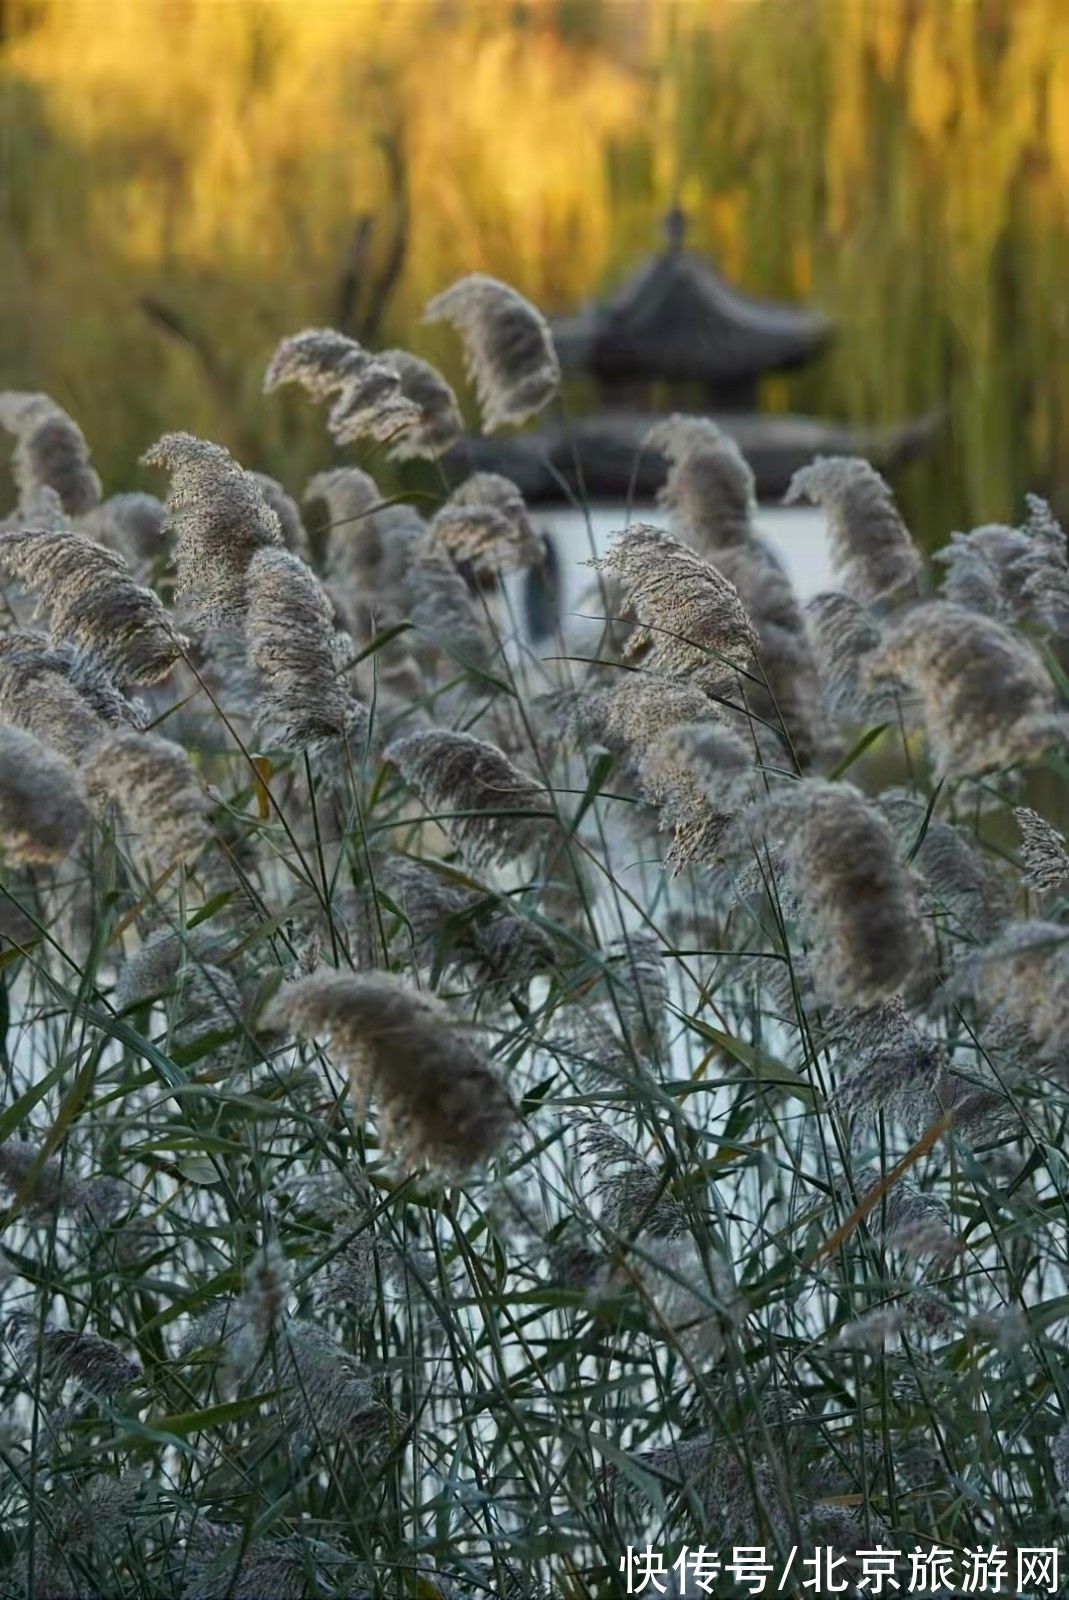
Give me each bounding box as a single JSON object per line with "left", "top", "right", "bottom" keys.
{"left": 2, "top": 0, "right": 1069, "bottom": 544}
{"left": 0, "top": 281, "right": 1067, "bottom": 1598}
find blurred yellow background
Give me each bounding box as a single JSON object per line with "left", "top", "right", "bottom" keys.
{"left": 2, "top": 0, "right": 1068, "bottom": 544}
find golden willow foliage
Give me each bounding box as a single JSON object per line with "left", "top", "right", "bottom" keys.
{"left": 1, "top": 0, "right": 1068, "bottom": 539}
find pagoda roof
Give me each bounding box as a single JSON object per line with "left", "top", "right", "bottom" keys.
{"left": 552, "top": 208, "right": 833, "bottom": 387}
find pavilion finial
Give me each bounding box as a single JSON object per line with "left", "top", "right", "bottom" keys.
{"left": 664, "top": 204, "right": 687, "bottom": 251}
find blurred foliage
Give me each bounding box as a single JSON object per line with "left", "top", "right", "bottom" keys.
{"left": 1, "top": 0, "right": 1068, "bottom": 543}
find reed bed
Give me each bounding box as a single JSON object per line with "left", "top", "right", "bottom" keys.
{"left": 0, "top": 281, "right": 1067, "bottom": 1599}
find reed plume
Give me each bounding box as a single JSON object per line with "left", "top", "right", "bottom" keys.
{"left": 864, "top": 601, "right": 1069, "bottom": 775}
{"left": 0, "top": 1140, "right": 125, "bottom": 1225}
{"left": 0, "top": 723, "right": 89, "bottom": 864}
{"left": 827, "top": 998, "right": 944, "bottom": 1131}
{"left": 406, "top": 534, "right": 494, "bottom": 671}
{"left": 579, "top": 1122, "right": 685, "bottom": 1240}
{"left": 386, "top": 856, "right": 555, "bottom": 993}
{"left": 739, "top": 779, "right": 926, "bottom": 1007}
{"left": 250, "top": 470, "right": 308, "bottom": 554}
{"left": 379, "top": 347, "right": 464, "bottom": 458}
{"left": 141, "top": 431, "right": 282, "bottom": 624}
{"left": 0, "top": 632, "right": 120, "bottom": 762}
{"left": 594, "top": 523, "right": 758, "bottom": 679}
{"left": 785, "top": 455, "right": 922, "bottom": 600}
{"left": 805, "top": 590, "right": 901, "bottom": 723}
{"left": 268, "top": 969, "right": 515, "bottom": 1172}
{"left": 431, "top": 471, "right": 542, "bottom": 572}
{"left": 647, "top": 413, "right": 757, "bottom": 549}
{"left": 1015, "top": 805, "right": 1069, "bottom": 894}
{"left": 85, "top": 727, "right": 212, "bottom": 869}
{"left": 424, "top": 273, "right": 560, "bottom": 431}
{"left": 880, "top": 787, "right": 1011, "bottom": 940}
{"left": 5, "top": 1311, "right": 141, "bottom": 1399}
{"left": 0, "top": 525, "right": 181, "bottom": 685}
{"left": 263, "top": 327, "right": 420, "bottom": 445}
{"left": 115, "top": 928, "right": 244, "bottom": 1067}
{"left": 950, "top": 920, "right": 1069, "bottom": 1060}
{"left": 80, "top": 490, "right": 166, "bottom": 571}
{"left": 385, "top": 728, "right": 555, "bottom": 869}
{"left": 0, "top": 390, "right": 101, "bottom": 515}
{"left": 245, "top": 546, "right": 370, "bottom": 762}
{"left": 937, "top": 497, "right": 1069, "bottom": 634}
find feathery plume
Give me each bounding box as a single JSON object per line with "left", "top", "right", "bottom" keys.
{"left": 785, "top": 455, "right": 922, "bottom": 601}
{"left": 406, "top": 534, "right": 494, "bottom": 671}
{"left": 378, "top": 347, "right": 463, "bottom": 458}
{"left": 386, "top": 856, "right": 555, "bottom": 992}
{"left": 305, "top": 463, "right": 380, "bottom": 544}
{"left": 1015, "top": 805, "right": 1069, "bottom": 895}
{"left": 115, "top": 928, "right": 244, "bottom": 1066}
{"left": 424, "top": 273, "right": 560, "bottom": 431}
{"left": 0, "top": 723, "right": 88, "bottom": 863}
{"left": 826, "top": 998, "right": 944, "bottom": 1131}
{"left": 385, "top": 728, "right": 555, "bottom": 869}
{"left": 937, "top": 498, "right": 1069, "bottom": 634}
{"left": 263, "top": 327, "right": 420, "bottom": 445}
{"left": 250, "top": 470, "right": 308, "bottom": 554}
{"left": 0, "top": 632, "right": 126, "bottom": 762}
{"left": 0, "top": 526, "right": 181, "bottom": 685}
{"left": 850, "top": 1170, "right": 957, "bottom": 1261}
{"left": 805, "top": 590, "right": 900, "bottom": 722}
{"left": 141, "top": 431, "right": 282, "bottom": 624}
{"left": 880, "top": 788, "right": 1011, "bottom": 939}
{"left": 640, "top": 719, "right": 754, "bottom": 871}
{"left": 950, "top": 920, "right": 1069, "bottom": 1060}
{"left": 431, "top": 472, "right": 542, "bottom": 572}
{"left": 85, "top": 727, "right": 212, "bottom": 869}
{"left": 0, "top": 1140, "right": 125, "bottom": 1225}
{"left": 647, "top": 414, "right": 757, "bottom": 549}
{"left": 5, "top": 1312, "right": 141, "bottom": 1399}
{"left": 245, "top": 546, "right": 370, "bottom": 761}
{"left": 600, "top": 933, "right": 669, "bottom": 1060}
{"left": 0, "top": 390, "right": 101, "bottom": 515}
{"left": 232, "top": 1241, "right": 290, "bottom": 1364}
{"left": 594, "top": 523, "right": 758, "bottom": 678}
{"left": 80, "top": 490, "right": 166, "bottom": 570}
{"left": 864, "top": 601, "right": 1069, "bottom": 776}
{"left": 267, "top": 969, "right": 515, "bottom": 1172}
{"left": 739, "top": 780, "right": 926, "bottom": 1008}
{"left": 579, "top": 1123, "right": 686, "bottom": 1239}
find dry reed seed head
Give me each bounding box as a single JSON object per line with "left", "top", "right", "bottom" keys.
{"left": 234, "top": 1241, "right": 291, "bottom": 1362}
{"left": 826, "top": 997, "right": 945, "bottom": 1131}
{"left": 741, "top": 779, "right": 928, "bottom": 1008}
{"left": 141, "top": 431, "right": 283, "bottom": 625}
{"left": 84, "top": 727, "right": 213, "bottom": 869}
{"left": 305, "top": 463, "right": 380, "bottom": 546}
{"left": 378, "top": 347, "right": 464, "bottom": 459}
{"left": 863, "top": 600, "right": 1069, "bottom": 776}
{"left": 0, "top": 632, "right": 115, "bottom": 763}
{"left": 268, "top": 969, "right": 516, "bottom": 1173}
{"left": 183, "top": 1530, "right": 333, "bottom": 1600}
{"left": 263, "top": 327, "right": 420, "bottom": 446}
{"left": 851, "top": 1170, "right": 957, "bottom": 1261}
{"left": 1053, "top": 1423, "right": 1069, "bottom": 1494}
{"left": 784, "top": 455, "right": 922, "bottom": 601}
{"left": 275, "top": 1319, "right": 387, "bottom": 1446}
{"left": 115, "top": 928, "right": 245, "bottom": 1067}
{"left": 1015, "top": 805, "right": 1069, "bottom": 895}
{"left": 0, "top": 390, "right": 101, "bottom": 515}
{"left": 646, "top": 413, "right": 757, "bottom": 549}
{"left": 1016, "top": 492, "right": 1069, "bottom": 632}
{"left": 404, "top": 534, "right": 496, "bottom": 672}
{"left": 424, "top": 273, "right": 561, "bottom": 431}
{"left": 639, "top": 720, "right": 753, "bottom": 870}
{"left": 579, "top": 1122, "right": 686, "bottom": 1239}
{"left": 594, "top": 523, "right": 759, "bottom": 678}
{"left": 0, "top": 1140, "right": 126, "bottom": 1225}
{"left": 0, "top": 723, "right": 89, "bottom": 864}
{"left": 4, "top": 1312, "right": 141, "bottom": 1399}
{"left": 386, "top": 856, "right": 556, "bottom": 991}
{"left": 0, "top": 525, "right": 182, "bottom": 686}
{"left": 249, "top": 470, "right": 308, "bottom": 554}
{"left": 879, "top": 787, "right": 1011, "bottom": 940}
{"left": 79, "top": 490, "right": 167, "bottom": 572}
{"left": 245, "top": 546, "right": 370, "bottom": 760}
{"left": 950, "top": 919, "right": 1069, "bottom": 1060}
{"left": 805, "top": 590, "right": 901, "bottom": 723}
{"left": 430, "top": 471, "right": 543, "bottom": 573}
{"left": 935, "top": 524, "right": 1027, "bottom": 621}
{"left": 384, "top": 728, "right": 556, "bottom": 870}
{"left": 600, "top": 932, "right": 669, "bottom": 1059}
